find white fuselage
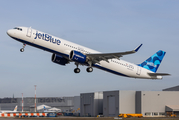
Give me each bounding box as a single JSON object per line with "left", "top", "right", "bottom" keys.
{"left": 7, "top": 27, "right": 161, "bottom": 79}
{"left": 0, "top": 110, "right": 17, "bottom": 113}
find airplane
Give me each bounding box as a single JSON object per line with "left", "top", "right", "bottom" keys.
{"left": 43, "top": 106, "right": 61, "bottom": 113}
{"left": 7, "top": 27, "right": 170, "bottom": 79}
{"left": 0, "top": 105, "right": 18, "bottom": 113}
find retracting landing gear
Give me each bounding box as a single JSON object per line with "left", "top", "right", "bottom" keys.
{"left": 74, "top": 63, "right": 80, "bottom": 73}
{"left": 20, "top": 43, "right": 26, "bottom": 52}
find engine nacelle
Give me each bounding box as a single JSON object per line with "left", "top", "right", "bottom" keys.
{"left": 69, "top": 50, "right": 87, "bottom": 63}
{"left": 51, "top": 54, "right": 69, "bottom": 66}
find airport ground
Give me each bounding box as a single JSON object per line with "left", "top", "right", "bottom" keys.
{"left": 0, "top": 117, "right": 179, "bottom": 120}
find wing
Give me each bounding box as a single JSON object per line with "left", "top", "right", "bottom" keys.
{"left": 86, "top": 44, "right": 142, "bottom": 63}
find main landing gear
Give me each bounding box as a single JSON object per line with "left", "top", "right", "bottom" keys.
{"left": 74, "top": 62, "right": 93, "bottom": 73}
{"left": 20, "top": 43, "right": 26, "bottom": 52}
{"left": 86, "top": 61, "right": 93, "bottom": 72}
{"left": 74, "top": 68, "right": 80, "bottom": 73}
{"left": 86, "top": 67, "right": 93, "bottom": 72}
{"left": 74, "top": 63, "right": 80, "bottom": 73}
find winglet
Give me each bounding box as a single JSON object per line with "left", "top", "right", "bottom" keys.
{"left": 134, "top": 44, "right": 143, "bottom": 52}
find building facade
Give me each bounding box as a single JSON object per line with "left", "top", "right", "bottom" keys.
{"left": 80, "top": 92, "right": 103, "bottom": 117}
{"left": 103, "top": 91, "right": 136, "bottom": 117}
{"left": 136, "top": 91, "right": 179, "bottom": 117}
{"left": 0, "top": 96, "right": 80, "bottom": 112}
{"left": 81, "top": 89, "right": 179, "bottom": 117}
{"left": 1, "top": 86, "right": 179, "bottom": 117}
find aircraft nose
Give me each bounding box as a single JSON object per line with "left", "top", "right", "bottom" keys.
{"left": 7, "top": 29, "right": 14, "bottom": 37}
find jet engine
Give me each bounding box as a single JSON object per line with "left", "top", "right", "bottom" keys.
{"left": 51, "top": 54, "right": 69, "bottom": 66}
{"left": 69, "top": 50, "right": 87, "bottom": 63}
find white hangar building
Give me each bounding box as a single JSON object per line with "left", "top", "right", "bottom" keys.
{"left": 80, "top": 86, "right": 179, "bottom": 117}
{"left": 103, "top": 91, "right": 136, "bottom": 117}
{"left": 136, "top": 91, "right": 179, "bottom": 117}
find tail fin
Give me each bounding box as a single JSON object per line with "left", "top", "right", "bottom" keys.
{"left": 44, "top": 106, "right": 47, "bottom": 112}
{"left": 14, "top": 106, "right": 17, "bottom": 112}
{"left": 138, "top": 50, "right": 166, "bottom": 73}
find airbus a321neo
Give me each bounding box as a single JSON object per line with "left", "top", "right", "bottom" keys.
{"left": 7, "top": 27, "right": 170, "bottom": 79}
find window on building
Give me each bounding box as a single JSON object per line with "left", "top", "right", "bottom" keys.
{"left": 159, "top": 113, "right": 165, "bottom": 116}
{"left": 154, "top": 112, "right": 158, "bottom": 116}
{"left": 145, "top": 112, "right": 151, "bottom": 116}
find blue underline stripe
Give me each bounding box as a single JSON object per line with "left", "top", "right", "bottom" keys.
{"left": 13, "top": 37, "right": 129, "bottom": 77}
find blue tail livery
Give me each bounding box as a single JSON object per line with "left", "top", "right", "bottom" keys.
{"left": 138, "top": 50, "right": 166, "bottom": 73}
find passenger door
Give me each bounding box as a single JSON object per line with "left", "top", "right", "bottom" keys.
{"left": 136, "top": 66, "right": 141, "bottom": 75}
{"left": 26, "top": 27, "right": 32, "bottom": 37}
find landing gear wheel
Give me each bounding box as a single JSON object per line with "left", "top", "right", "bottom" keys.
{"left": 20, "top": 43, "right": 26, "bottom": 52}
{"left": 20, "top": 48, "right": 24, "bottom": 52}
{"left": 74, "top": 68, "right": 80, "bottom": 73}
{"left": 86, "top": 67, "right": 93, "bottom": 72}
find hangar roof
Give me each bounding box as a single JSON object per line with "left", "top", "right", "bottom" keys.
{"left": 163, "top": 85, "right": 179, "bottom": 91}
{"left": 166, "top": 105, "right": 179, "bottom": 111}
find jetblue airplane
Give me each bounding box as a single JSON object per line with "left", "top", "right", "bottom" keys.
{"left": 7, "top": 27, "right": 170, "bottom": 79}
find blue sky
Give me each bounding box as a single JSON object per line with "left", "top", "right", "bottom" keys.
{"left": 0, "top": 0, "right": 179, "bottom": 98}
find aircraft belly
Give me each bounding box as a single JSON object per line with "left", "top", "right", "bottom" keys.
{"left": 96, "top": 61, "right": 150, "bottom": 79}
{"left": 94, "top": 61, "right": 131, "bottom": 77}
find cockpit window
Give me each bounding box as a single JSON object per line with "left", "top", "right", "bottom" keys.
{"left": 14, "top": 27, "right": 22, "bottom": 31}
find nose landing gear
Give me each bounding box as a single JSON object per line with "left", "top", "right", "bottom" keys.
{"left": 20, "top": 43, "right": 26, "bottom": 52}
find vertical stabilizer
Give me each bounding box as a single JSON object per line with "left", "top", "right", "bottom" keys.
{"left": 14, "top": 106, "right": 18, "bottom": 112}
{"left": 44, "top": 106, "right": 47, "bottom": 112}
{"left": 138, "top": 50, "right": 166, "bottom": 73}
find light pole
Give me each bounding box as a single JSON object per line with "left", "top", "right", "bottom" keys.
{"left": 34, "top": 85, "right": 37, "bottom": 112}
{"left": 22, "top": 93, "right": 23, "bottom": 112}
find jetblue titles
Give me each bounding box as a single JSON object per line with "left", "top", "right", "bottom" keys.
{"left": 34, "top": 31, "right": 61, "bottom": 45}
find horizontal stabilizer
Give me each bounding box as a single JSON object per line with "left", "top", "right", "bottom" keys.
{"left": 148, "top": 73, "right": 171, "bottom": 76}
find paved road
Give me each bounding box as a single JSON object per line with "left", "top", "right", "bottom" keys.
{"left": 0, "top": 117, "right": 179, "bottom": 120}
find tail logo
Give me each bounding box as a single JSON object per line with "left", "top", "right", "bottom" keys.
{"left": 146, "top": 62, "right": 157, "bottom": 68}
{"left": 138, "top": 50, "right": 166, "bottom": 73}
